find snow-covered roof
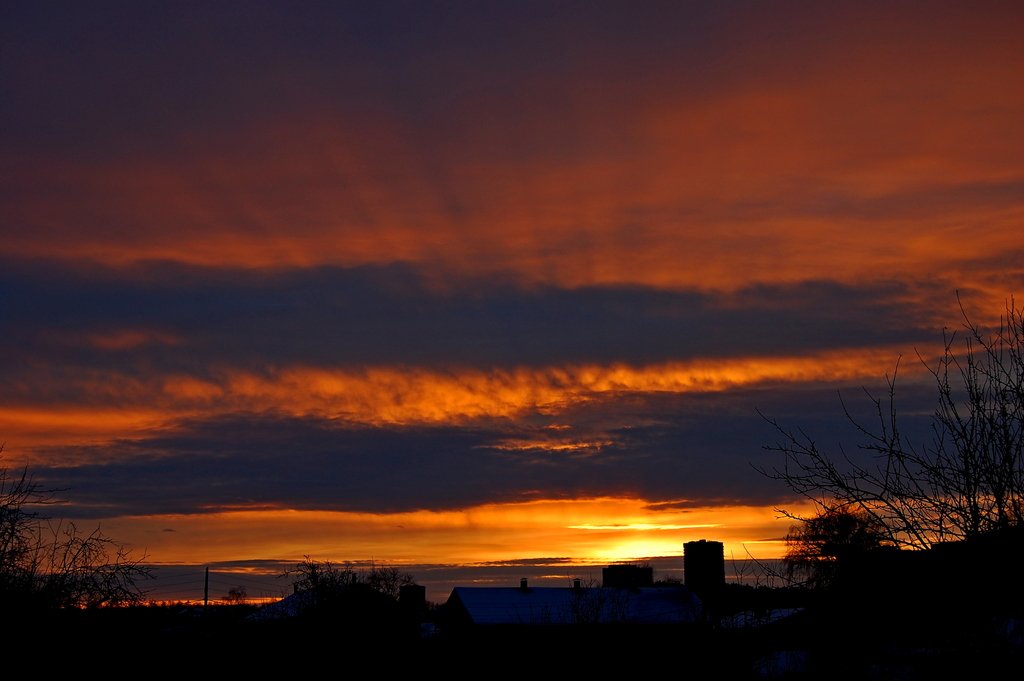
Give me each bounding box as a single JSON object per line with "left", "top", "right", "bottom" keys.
{"left": 447, "top": 586, "right": 702, "bottom": 625}
{"left": 247, "top": 590, "right": 315, "bottom": 621}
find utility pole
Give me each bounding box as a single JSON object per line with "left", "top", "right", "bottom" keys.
{"left": 204, "top": 566, "right": 209, "bottom": 610}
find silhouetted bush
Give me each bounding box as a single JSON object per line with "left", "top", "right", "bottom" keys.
{"left": 1, "top": 457, "right": 150, "bottom": 615}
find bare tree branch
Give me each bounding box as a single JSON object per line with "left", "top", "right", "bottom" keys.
{"left": 758, "top": 295, "right": 1024, "bottom": 555}
{"left": 1, "top": 452, "right": 151, "bottom": 611}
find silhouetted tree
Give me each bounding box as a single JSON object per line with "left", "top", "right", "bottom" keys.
{"left": 783, "top": 507, "right": 890, "bottom": 588}
{"left": 224, "top": 585, "right": 247, "bottom": 603}
{"left": 760, "top": 295, "right": 1024, "bottom": 550}
{"left": 287, "top": 556, "right": 355, "bottom": 595}
{"left": 1, "top": 456, "right": 151, "bottom": 611}
{"left": 282, "top": 556, "right": 414, "bottom": 615}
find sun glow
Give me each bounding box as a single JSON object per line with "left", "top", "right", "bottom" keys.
{"left": 100, "top": 497, "right": 810, "bottom": 571}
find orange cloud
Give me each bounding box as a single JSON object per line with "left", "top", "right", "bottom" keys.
{"left": 8, "top": 108, "right": 1020, "bottom": 297}
{"left": 3, "top": 345, "right": 934, "bottom": 457}
{"left": 0, "top": 406, "right": 170, "bottom": 452}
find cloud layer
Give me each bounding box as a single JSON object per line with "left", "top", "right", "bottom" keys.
{"left": 2, "top": 2, "right": 1022, "bottom": 579}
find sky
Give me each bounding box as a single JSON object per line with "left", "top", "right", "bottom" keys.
{"left": 2, "top": 1, "right": 1023, "bottom": 603}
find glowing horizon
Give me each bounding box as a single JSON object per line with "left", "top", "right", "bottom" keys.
{"left": 99, "top": 496, "right": 804, "bottom": 573}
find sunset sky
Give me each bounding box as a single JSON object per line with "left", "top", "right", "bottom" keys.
{"left": 3, "top": 1, "right": 1023, "bottom": 602}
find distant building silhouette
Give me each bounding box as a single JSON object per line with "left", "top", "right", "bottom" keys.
{"left": 602, "top": 564, "right": 654, "bottom": 589}
{"left": 684, "top": 539, "right": 725, "bottom": 593}
{"left": 399, "top": 583, "right": 426, "bottom": 615}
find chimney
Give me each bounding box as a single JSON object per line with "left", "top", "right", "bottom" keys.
{"left": 520, "top": 578, "right": 528, "bottom": 591}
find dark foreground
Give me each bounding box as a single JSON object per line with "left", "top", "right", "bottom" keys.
{"left": 13, "top": 531, "right": 1024, "bottom": 677}
{"left": 14, "top": 587, "right": 1022, "bottom": 679}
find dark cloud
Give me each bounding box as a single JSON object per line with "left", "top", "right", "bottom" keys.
{"left": 472, "top": 557, "right": 576, "bottom": 567}
{"left": 1, "top": 259, "right": 943, "bottom": 387}
{"left": 8, "top": 0, "right": 1012, "bottom": 178}
{"left": 0, "top": 1, "right": 799, "bottom": 160}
